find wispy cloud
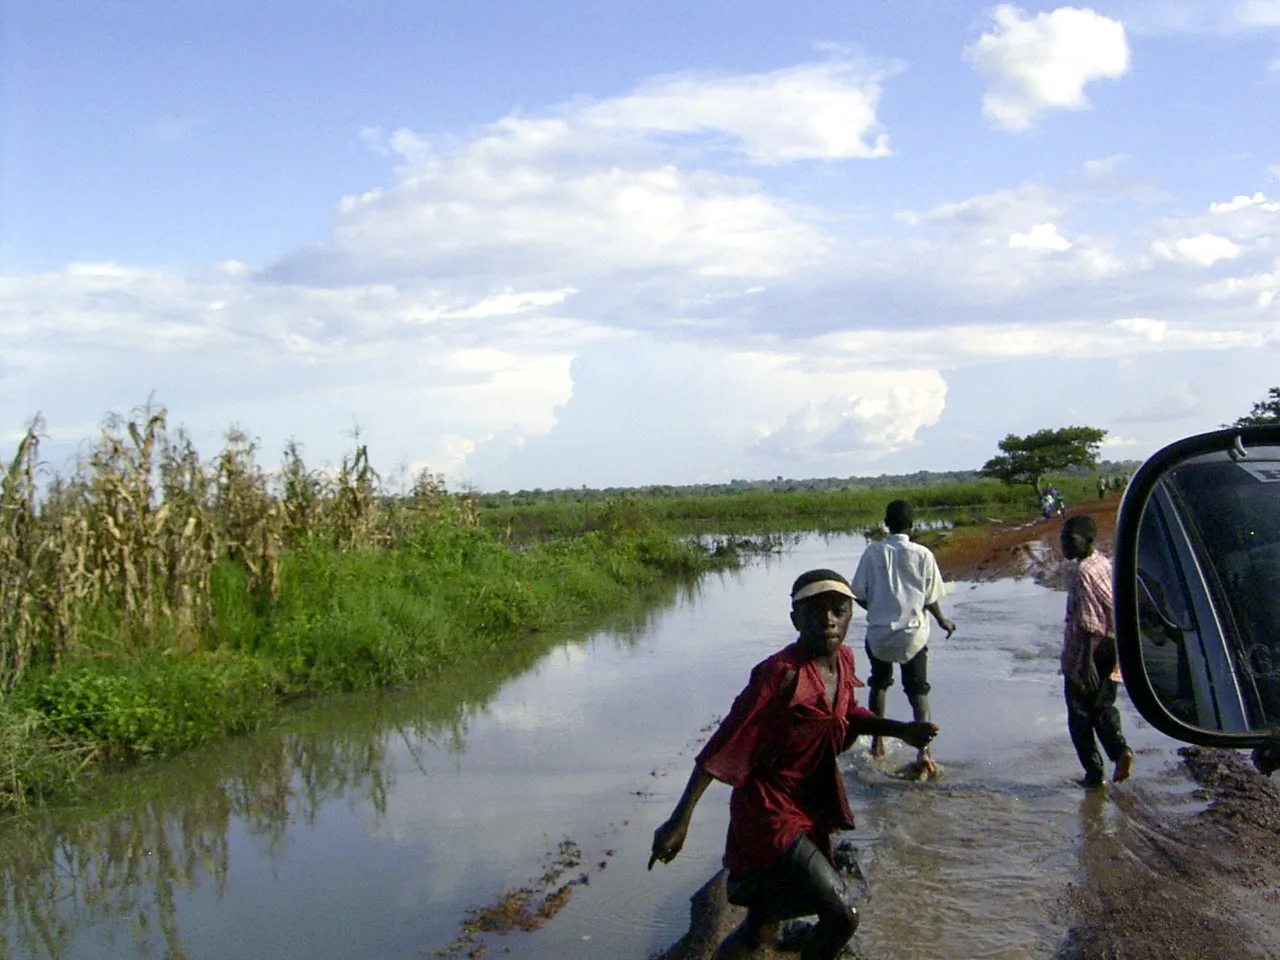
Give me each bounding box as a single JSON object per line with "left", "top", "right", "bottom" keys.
{"left": 580, "top": 59, "right": 894, "bottom": 162}
{"left": 1112, "top": 0, "right": 1280, "bottom": 33}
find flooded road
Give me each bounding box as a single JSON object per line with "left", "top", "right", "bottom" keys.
{"left": 0, "top": 533, "right": 1199, "bottom": 959}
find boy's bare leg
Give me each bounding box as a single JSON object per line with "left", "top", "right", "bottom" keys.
{"left": 714, "top": 917, "right": 779, "bottom": 959}
{"left": 868, "top": 687, "right": 887, "bottom": 758}
{"left": 909, "top": 693, "right": 938, "bottom": 777}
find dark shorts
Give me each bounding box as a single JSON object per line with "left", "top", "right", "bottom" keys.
{"left": 725, "top": 834, "right": 854, "bottom": 925}
{"left": 865, "top": 642, "right": 930, "bottom": 698}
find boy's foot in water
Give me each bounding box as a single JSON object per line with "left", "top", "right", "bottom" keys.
{"left": 1113, "top": 748, "right": 1134, "bottom": 783}
{"left": 914, "top": 752, "right": 939, "bottom": 780}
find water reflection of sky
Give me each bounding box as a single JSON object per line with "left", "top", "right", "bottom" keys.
{"left": 0, "top": 533, "right": 1201, "bottom": 960}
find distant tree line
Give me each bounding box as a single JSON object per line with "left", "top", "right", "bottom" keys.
{"left": 476, "top": 460, "right": 1143, "bottom": 509}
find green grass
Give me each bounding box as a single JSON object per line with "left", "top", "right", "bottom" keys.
{"left": 0, "top": 702, "right": 90, "bottom": 815}
{"left": 479, "top": 479, "right": 1046, "bottom": 540}
{"left": 23, "top": 653, "right": 277, "bottom": 760}
{"left": 1, "top": 521, "right": 731, "bottom": 813}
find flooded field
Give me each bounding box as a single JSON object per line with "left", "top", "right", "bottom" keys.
{"left": 0, "top": 533, "right": 1226, "bottom": 959}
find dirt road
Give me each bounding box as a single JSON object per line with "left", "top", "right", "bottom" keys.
{"left": 926, "top": 497, "right": 1119, "bottom": 585}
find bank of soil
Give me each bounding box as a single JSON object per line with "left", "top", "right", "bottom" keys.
{"left": 656, "top": 502, "right": 1280, "bottom": 959}
{"left": 926, "top": 497, "right": 1119, "bottom": 586}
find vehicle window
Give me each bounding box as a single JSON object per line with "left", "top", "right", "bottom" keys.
{"left": 1136, "top": 496, "right": 1201, "bottom": 726}
{"left": 1165, "top": 456, "right": 1280, "bottom": 728}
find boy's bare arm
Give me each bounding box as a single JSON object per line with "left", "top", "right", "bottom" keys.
{"left": 846, "top": 717, "right": 938, "bottom": 751}
{"left": 926, "top": 601, "right": 956, "bottom": 637}
{"left": 649, "top": 765, "right": 714, "bottom": 869}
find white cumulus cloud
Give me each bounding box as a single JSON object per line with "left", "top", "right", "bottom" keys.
{"left": 1113, "top": 317, "right": 1167, "bottom": 342}
{"left": 1210, "top": 191, "right": 1280, "bottom": 213}
{"left": 1199, "top": 256, "right": 1280, "bottom": 304}
{"left": 964, "top": 5, "right": 1131, "bottom": 131}
{"left": 1009, "top": 222, "right": 1072, "bottom": 251}
{"left": 278, "top": 62, "right": 876, "bottom": 292}
{"left": 752, "top": 372, "right": 948, "bottom": 462}
{"left": 1153, "top": 233, "right": 1244, "bottom": 266}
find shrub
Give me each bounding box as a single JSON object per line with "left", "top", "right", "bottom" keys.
{"left": 26, "top": 653, "right": 277, "bottom": 759}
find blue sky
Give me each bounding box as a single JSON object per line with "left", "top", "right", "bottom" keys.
{"left": 3, "top": 1, "right": 1279, "bottom": 491}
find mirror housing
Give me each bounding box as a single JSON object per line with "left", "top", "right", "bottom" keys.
{"left": 1115, "top": 423, "right": 1280, "bottom": 747}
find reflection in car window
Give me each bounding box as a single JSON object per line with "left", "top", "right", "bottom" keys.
{"left": 1136, "top": 496, "right": 1200, "bottom": 725}
{"left": 1166, "top": 454, "right": 1280, "bottom": 729}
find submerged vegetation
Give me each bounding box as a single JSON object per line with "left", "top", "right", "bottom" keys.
{"left": 0, "top": 404, "right": 731, "bottom": 814}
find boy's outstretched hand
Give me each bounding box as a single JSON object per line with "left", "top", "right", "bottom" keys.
{"left": 900, "top": 722, "right": 940, "bottom": 750}
{"left": 648, "top": 818, "right": 688, "bottom": 870}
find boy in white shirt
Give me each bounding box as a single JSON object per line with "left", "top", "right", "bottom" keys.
{"left": 851, "top": 500, "right": 956, "bottom": 776}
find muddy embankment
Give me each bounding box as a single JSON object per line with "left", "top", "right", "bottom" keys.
{"left": 926, "top": 497, "right": 1118, "bottom": 586}
{"left": 656, "top": 500, "right": 1280, "bottom": 960}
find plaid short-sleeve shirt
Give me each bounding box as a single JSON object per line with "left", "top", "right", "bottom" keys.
{"left": 1061, "top": 551, "right": 1121, "bottom": 690}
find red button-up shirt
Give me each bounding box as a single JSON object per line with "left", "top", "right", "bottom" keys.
{"left": 695, "top": 641, "right": 877, "bottom": 877}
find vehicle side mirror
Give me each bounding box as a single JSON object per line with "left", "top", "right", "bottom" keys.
{"left": 1114, "top": 424, "right": 1280, "bottom": 747}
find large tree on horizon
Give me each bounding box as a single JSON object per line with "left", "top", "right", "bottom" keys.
{"left": 1232, "top": 387, "right": 1280, "bottom": 426}
{"left": 980, "top": 426, "right": 1107, "bottom": 498}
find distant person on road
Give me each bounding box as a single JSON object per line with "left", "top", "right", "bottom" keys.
{"left": 1060, "top": 514, "right": 1134, "bottom": 789}
{"left": 648, "top": 569, "right": 938, "bottom": 960}
{"left": 850, "top": 500, "right": 956, "bottom": 778}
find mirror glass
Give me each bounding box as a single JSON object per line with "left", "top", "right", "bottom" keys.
{"left": 1134, "top": 442, "right": 1280, "bottom": 735}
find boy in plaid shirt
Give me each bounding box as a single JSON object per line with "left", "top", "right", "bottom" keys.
{"left": 1060, "top": 514, "right": 1133, "bottom": 788}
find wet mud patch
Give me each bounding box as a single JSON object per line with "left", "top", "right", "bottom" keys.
{"left": 438, "top": 837, "right": 618, "bottom": 958}
{"left": 1058, "top": 748, "right": 1280, "bottom": 960}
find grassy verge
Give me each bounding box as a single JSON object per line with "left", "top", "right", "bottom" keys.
{"left": 479, "top": 476, "right": 1106, "bottom": 540}
{"left": 1, "top": 522, "right": 731, "bottom": 815}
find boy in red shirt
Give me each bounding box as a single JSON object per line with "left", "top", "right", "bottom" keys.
{"left": 649, "top": 569, "right": 938, "bottom": 959}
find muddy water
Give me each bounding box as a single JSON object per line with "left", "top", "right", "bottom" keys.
{"left": 0, "top": 533, "right": 1197, "bottom": 960}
